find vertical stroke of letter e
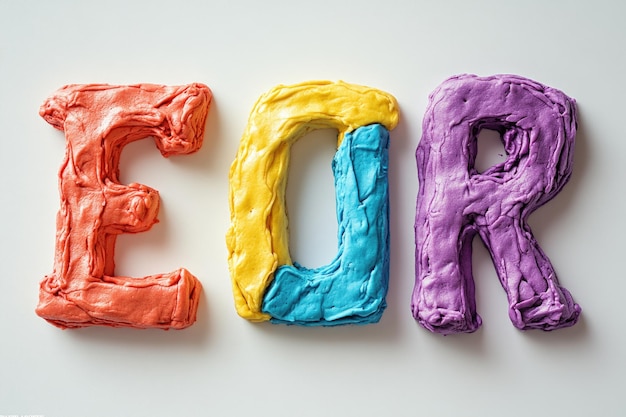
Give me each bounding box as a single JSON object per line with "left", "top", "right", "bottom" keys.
{"left": 36, "top": 83, "right": 212, "bottom": 330}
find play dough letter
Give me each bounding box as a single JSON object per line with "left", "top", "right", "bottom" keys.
{"left": 36, "top": 83, "right": 211, "bottom": 329}
{"left": 227, "top": 81, "right": 398, "bottom": 325}
{"left": 412, "top": 74, "right": 581, "bottom": 334}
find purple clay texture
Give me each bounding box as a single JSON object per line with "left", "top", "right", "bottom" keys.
{"left": 412, "top": 74, "right": 581, "bottom": 335}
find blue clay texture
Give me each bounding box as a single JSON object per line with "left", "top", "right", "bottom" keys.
{"left": 262, "top": 124, "right": 390, "bottom": 326}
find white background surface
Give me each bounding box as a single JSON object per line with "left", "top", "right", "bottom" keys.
{"left": 1, "top": 1, "right": 624, "bottom": 416}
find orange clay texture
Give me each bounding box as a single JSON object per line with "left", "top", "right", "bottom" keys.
{"left": 36, "top": 83, "right": 211, "bottom": 329}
